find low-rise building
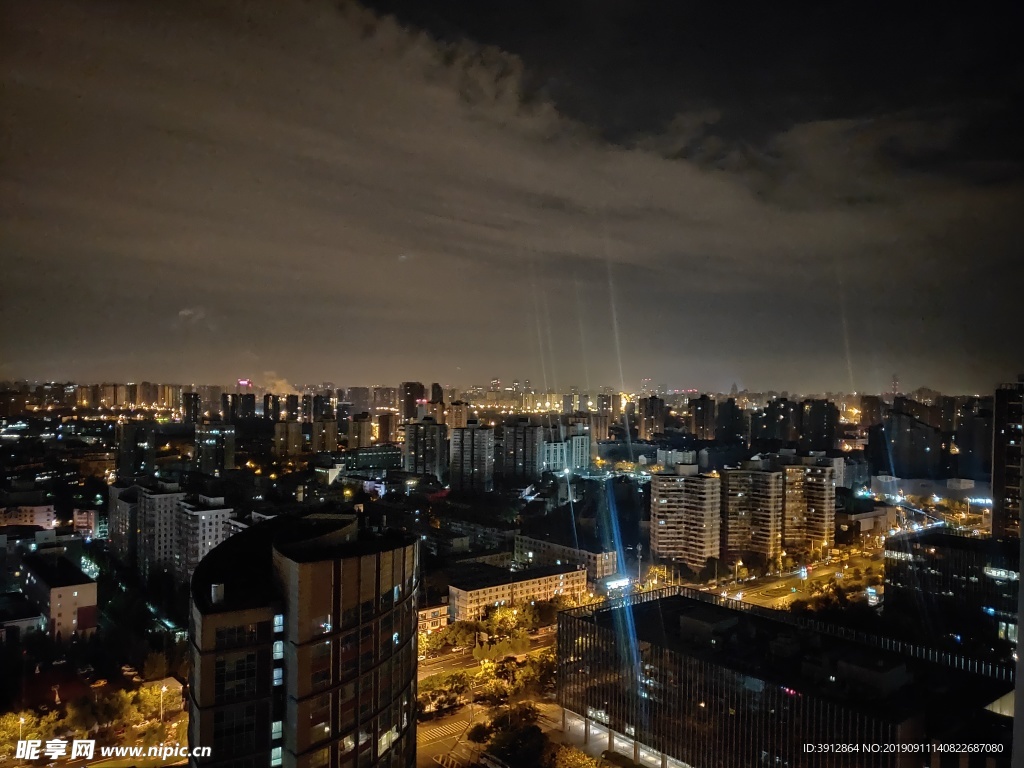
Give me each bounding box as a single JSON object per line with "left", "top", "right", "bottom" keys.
{"left": 19, "top": 553, "right": 97, "bottom": 641}
{"left": 514, "top": 534, "right": 618, "bottom": 582}
{"left": 448, "top": 563, "right": 586, "bottom": 621}
{"left": 418, "top": 604, "right": 450, "bottom": 635}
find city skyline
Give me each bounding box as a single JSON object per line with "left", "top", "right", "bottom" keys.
{"left": 4, "top": 1, "right": 1023, "bottom": 393}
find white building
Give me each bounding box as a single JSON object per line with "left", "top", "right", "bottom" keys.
{"left": 650, "top": 468, "right": 721, "bottom": 573}
{"left": 448, "top": 564, "right": 587, "bottom": 621}
{"left": 514, "top": 534, "right": 618, "bottom": 581}
{"left": 20, "top": 553, "right": 98, "bottom": 641}
{"left": 569, "top": 434, "right": 590, "bottom": 471}
{"left": 137, "top": 480, "right": 185, "bottom": 581}
{"left": 174, "top": 495, "right": 234, "bottom": 584}
{"left": 542, "top": 441, "right": 568, "bottom": 473}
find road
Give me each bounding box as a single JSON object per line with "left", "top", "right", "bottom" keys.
{"left": 417, "top": 634, "right": 555, "bottom": 681}
{"left": 716, "top": 550, "right": 884, "bottom": 609}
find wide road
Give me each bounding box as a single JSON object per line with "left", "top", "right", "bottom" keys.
{"left": 718, "top": 550, "right": 884, "bottom": 609}
{"left": 417, "top": 634, "right": 555, "bottom": 681}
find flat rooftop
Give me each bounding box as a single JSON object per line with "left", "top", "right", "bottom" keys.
{"left": 22, "top": 553, "right": 94, "bottom": 588}
{"left": 449, "top": 563, "right": 582, "bottom": 592}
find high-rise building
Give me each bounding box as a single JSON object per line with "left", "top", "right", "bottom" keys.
{"left": 992, "top": 376, "right": 1024, "bottom": 538}
{"left": 450, "top": 420, "right": 495, "bottom": 493}
{"left": 430, "top": 383, "right": 444, "bottom": 404}
{"left": 285, "top": 394, "right": 300, "bottom": 421}
{"left": 116, "top": 421, "right": 157, "bottom": 479}
{"left": 447, "top": 401, "right": 470, "bottom": 430}
{"left": 108, "top": 481, "right": 140, "bottom": 569}
{"left": 798, "top": 399, "right": 839, "bottom": 452}
{"left": 263, "top": 394, "right": 282, "bottom": 422}
{"left": 371, "top": 387, "right": 396, "bottom": 414}
{"left": 868, "top": 409, "right": 943, "bottom": 479}
{"left": 502, "top": 418, "right": 544, "bottom": 483}
{"left": 137, "top": 480, "right": 186, "bottom": 582}
{"left": 312, "top": 394, "right": 334, "bottom": 421}
{"left": 183, "top": 392, "right": 202, "bottom": 424}
{"left": 721, "top": 468, "right": 784, "bottom": 562}
{"left": 376, "top": 412, "right": 398, "bottom": 444}
{"left": 173, "top": 494, "right": 234, "bottom": 585}
{"left": 687, "top": 394, "right": 715, "bottom": 440}
{"left": 714, "top": 397, "right": 746, "bottom": 444}
{"left": 399, "top": 382, "right": 425, "bottom": 422}
{"left": 221, "top": 393, "right": 240, "bottom": 423}
{"left": 649, "top": 468, "right": 721, "bottom": 572}
{"left": 274, "top": 421, "right": 304, "bottom": 458}
{"left": 188, "top": 514, "right": 419, "bottom": 768}
{"left": 751, "top": 398, "right": 800, "bottom": 444}
{"left": 783, "top": 464, "right": 835, "bottom": 555}
{"left": 301, "top": 394, "right": 313, "bottom": 423}
{"left": 636, "top": 396, "right": 665, "bottom": 441}
{"left": 347, "top": 386, "right": 371, "bottom": 414}
{"left": 569, "top": 433, "right": 590, "bottom": 471}
{"left": 860, "top": 394, "right": 886, "bottom": 427}
{"left": 195, "top": 423, "right": 236, "bottom": 476}
{"left": 402, "top": 417, "right": 448, "bottom": 481}
{"left": 311, "top": 420, "right": 339, "bottom": 454}
{"left": 348, "top": 413, "right": 374, "bottom": 449}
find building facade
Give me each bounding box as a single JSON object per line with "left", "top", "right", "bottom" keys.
{"left": 449, "top": 421, "right": 494, "bottom": 493}
{"left": 649, "top": 470, "right": 721, "bottom": 572}
{"left": 188, "top": 514, "right": 419, "bottom": 768}
{"left": 448, "top": 564, "right": 586, "bottom": 621}
{"left": 720, "top": 469, "right": 784, "bottom": 562}
{"left": 992, "top": 377, "right": 1024, "bottom": 538}
{"left": 514, "top": 534, "right": 618, "bottom": 582}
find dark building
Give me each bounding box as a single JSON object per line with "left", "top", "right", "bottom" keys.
{"left": 868, "top": 410, "right": 943, "bottom": 479}
{"left": 751, "top": 397, "right": 801, "bottom": 445}
{"left": 501, "top": 417, "right": 544, "bottom": 483}
{"left": 429, "top": 383, "right": 444, "bottom": 404}
{"left": 239, "top": 393, "right": 257, "bottom": 420}
{"left": 301, "top": 394, "right": 313, "bottom": 423}
{"left": 687, "top": 394, "right": 715, "bottom": 440}
{"left": 313, "top": 394, "right": 334, "bottom": 421}
{"left": 399, "top": 382, "right": 425, "bottom": 423}
{"left": 797, "top": 399, "right": 839, "bottom": 452}
{"left": 116, "top": 421, "right": 157, "bottom": 478}
{"left": 713, "top": 398, "right": 746, "bottom": 444}
{"left": 893, "top": 397, "right": 942, "bottom": 431}
{"left": 955, "top": 407, "right": 992, "bottom": 482}
{"left": 346, "top": 387, "right": 371, "bottom": 414}
{"left": 557, "top": 588, "right": 1012, "bottom": 768}
{"left": 285, "top": 394, "right": 300, "bottom": 421}
{"left": 884, "top": 528, "right": 1018, "bottom": 658}
{"left": 402, "top": 417, "right": 448, "bottom": 481}
{"left": 188, "top": 514, "right": 419, "bottom": 768}
{"left": 264, "top": 394, "right": 281, "bottom": 422}
{"left": 636, "top": 396, "right": 666, "bottom": 441}
{"left": 195, "top": 423, "right": 236, "bottom": 477}
{"left": 183, "top": 392, "right": 202, "bottom": 424}
{"left": 992, "top": 376, "right": 1024, "bottom": 538}
{"left": 859, "top": 394, "right": 886, "bottom": 428}
{"left": 221, "top": 393, "right": 240, "bottom": 423}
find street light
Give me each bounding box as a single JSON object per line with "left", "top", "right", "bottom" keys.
{"left": 160, "top": 685, "right": 168, "bottom": 722}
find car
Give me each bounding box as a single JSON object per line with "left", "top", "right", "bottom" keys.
{"left": 77, "top": 665, "right": 95, "bottom": 676}
{"left": 450, "top": 646, "right": 464, "bottom": 653}
{"left": 53, "top": 658, "right": 67, "bottom": 666}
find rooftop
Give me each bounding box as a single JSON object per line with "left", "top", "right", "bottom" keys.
{"left": 0, "top": 591, "right": 42, "bottom": 623}
{"left": 22, "top": 552, "right": 94, "bottom": 588}
{"left": 449, "top": 563, "right": 583, "bottom": 592}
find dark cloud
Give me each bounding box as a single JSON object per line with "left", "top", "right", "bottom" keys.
{"left": 1, "top": 0, "right": 1022, "bottom": 393}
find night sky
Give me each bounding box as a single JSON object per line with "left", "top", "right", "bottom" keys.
{"left": 3, "top": 0, "right": 1022, "bottom": 393}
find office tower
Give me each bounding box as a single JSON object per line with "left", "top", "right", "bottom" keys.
{"left": 313, "top": 394, "right": 334, "bottom": 421}
{"left": 348, "top": 413, "right": 374, "bottom": 449}
{"left": 402, "top": 417, "right": 448, "bottom": 481}
{"left": 502, "top": 418, "right": 544, "bottom": 483}
{"left": 557, "top": 589, "right": 1012, "bottom": 768}
{"left": 447, "top": 401, "right": 470, "bottom": 430}
{"left": 687, "top": 394, "right": 716, "bottom": 440}
{"left": 721, "top": 468, "right": 784, "bottom": 562}
{"left": 399, "top": 382, "right": 425, "bottom": 422}
{"left": 137, "top": 480, "right": 186, "bottom": 581}
{"left": 174, "top": 494, "right": 234, "bottom": 585}
{"left": 783, "top": 464, "right": 835, "bottom": 555}
{"left": 636, "top": 396, "right": 665, "bottom": 441}
{"left": 116, "top": 421, "right": 157, "bottom": 478}
{"left": 263, "top": 394, "right": 282, "bottom": 422}
{"left": 797, "top": 399, "right": 839, "bottom": 452}
{"left": 285, "top": 394, "right": 300, "bottom": 421}
{"left": 188, "top": 514, "right": 419, "bottom": 768}
{"left": 714, "top": 397, "right": 746, "bottom": 444}
{"left": 301, "top": 394, "right": 313, "bottom": 423}
{"left": 274, "top": 421, "right": 304, "bottom": 458}
{"left": 430, "top": 382, "right": 444, "bottom": 404}
{"left": 649, "top": 468, "right": 721, "bottom": 572}
{"left": 860, "top": 394, "right": 886, "bottom": 427}
{"left": 885, "top": 528, "right": 1018, "bottom": 656}
{"left": 344, "top": 386, "right": 370, "bottom": 414}
{"left": 376, "top": 412, "right": 398, "bottom": 444}
{"left": 449, "top": 420, "right": 495, "bottom": 492}
{"left": 239, "top": 393, "right": 257, "bottom": 420}
{"left": 221, "top": 393, "right": 240, "bottom": 422}
{"left": 992, "top": 376, "right": 1024, "bottom": 538}
{"left": 183, "top": 392, "right": 202, "bottom": 424}
{"left": 311, "top": 420, "right": 339, "bottom": 454}
{"left": 195, "top": 423, "right": 236, "bottom": 476}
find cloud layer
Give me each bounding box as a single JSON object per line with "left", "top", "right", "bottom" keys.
{"left": 2, "top": 0, "right": 1022, "bottom": 392}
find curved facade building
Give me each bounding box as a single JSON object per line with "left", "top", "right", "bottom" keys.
{"left": 188, "top": 513, "right": 418, "bottom": 768}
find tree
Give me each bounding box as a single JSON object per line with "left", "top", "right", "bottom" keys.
{"left": 467, "top": 723, "right": 492, "bottom": 744}
{"left": 487, "top": 723, "right": 548, "bottom": 766}
{"left": 551, "top": 745, "right": 600, "bottom": 768}
{"left": 485, "top": 606, "right": 521, "bottom": 639}
{"left": 142, "top": 651, "right": 168, "bottom": 682}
